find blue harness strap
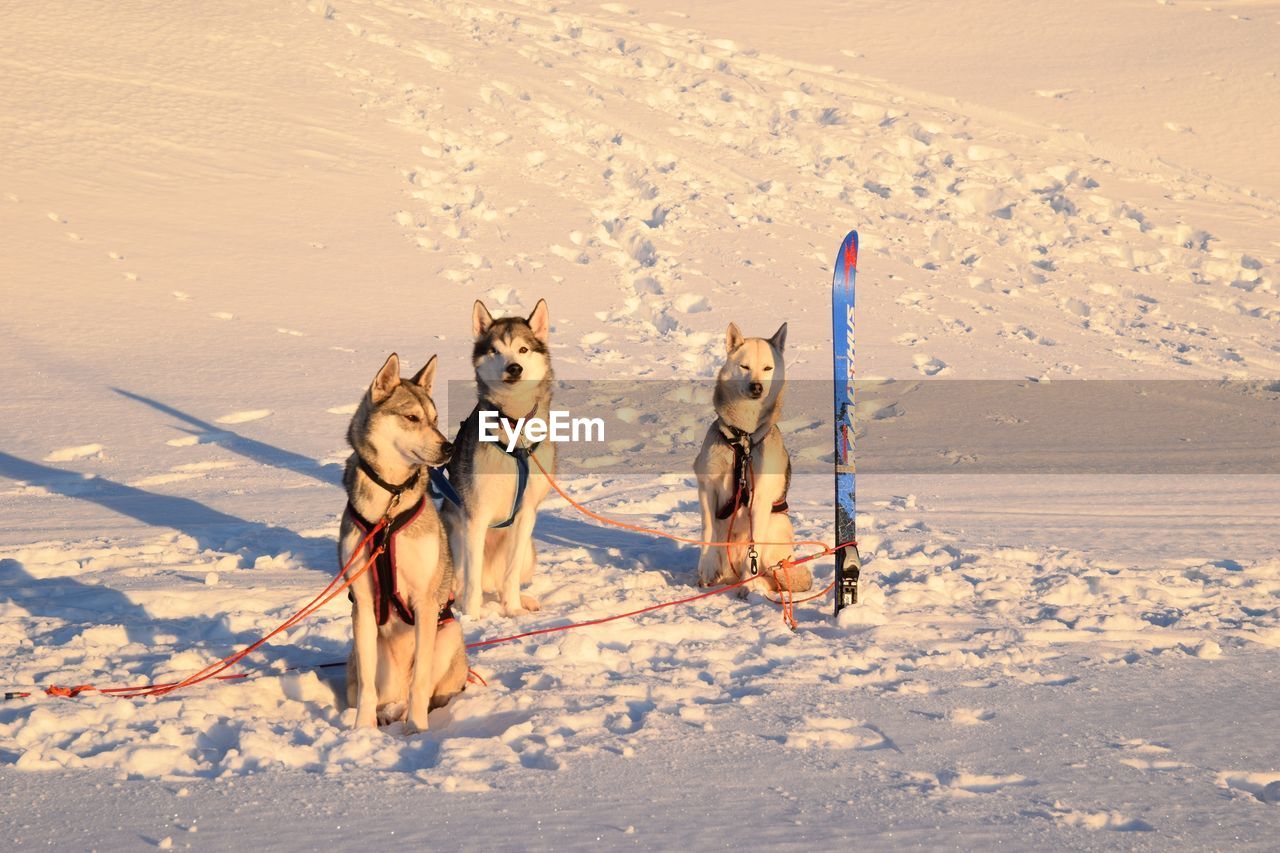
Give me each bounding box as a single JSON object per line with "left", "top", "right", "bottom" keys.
{"left": 489, "top": 445, "right": 530, "bottom": 529}
{"left": 429, "top": 402, "right": 541, "bottom": 529}
{"left": 428, "top": 467, "right": 464, "bottom": 509}
{"left": 429, "top": 447, "right": 533, "bottom": 529}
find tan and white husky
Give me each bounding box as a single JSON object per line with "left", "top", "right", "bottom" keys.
{"left": 694, "top": 323, "right": 811, "bottom": 592}
{"left": 443, "top": 300, "right": 556, "bottom": 618}
{"left": 340, "top": 353, "right": 467, "bottom": 731}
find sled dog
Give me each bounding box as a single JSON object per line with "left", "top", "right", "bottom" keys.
{"left": 694, "top": 322, "right": 811, "bottom": 592}
{"left": 340, "top": 353, "right": 468, "bottom": 731}
{"left": 443, "top": 299, "right": 556, "bottom": 617}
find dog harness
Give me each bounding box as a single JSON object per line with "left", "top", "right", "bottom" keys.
{"left": 347, "top": 456, "right": 456, "bottom": 628}
{"left": 346, "top": 496, "right": 427, "bottom": 626}
{"left": 715, "top": 421, "right": 789, "bottom": 520}
{"left": 431, "top": 402, "right": 542, "bottom": 529}
{"left": 345, "top": 498, "right": 459, "bottom": 628}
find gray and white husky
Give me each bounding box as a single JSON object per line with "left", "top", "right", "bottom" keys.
{"left": 694, "top": 322, "right": 811, "bottom": 592}
{"left": 443, "top": 299, "right": 556, "bottom": 618}
{"left": 340, "top": 353, "right": 468, "bottom": 731}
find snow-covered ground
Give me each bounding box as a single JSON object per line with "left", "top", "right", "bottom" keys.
{"left": 2, "top": 0, "right": 1278, "bottom": 848}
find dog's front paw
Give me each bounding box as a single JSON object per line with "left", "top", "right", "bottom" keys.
{"left": 403, "top": 708, "right": 430, "bottom": 735}
{"left": 519, "top": 593, "right": 541, "bottom": 613}
{"left": 377, "top": 702, "right": 406, "bottom": 727}
{"left": 353, "top": 703, "right": 378, "bottom": 729}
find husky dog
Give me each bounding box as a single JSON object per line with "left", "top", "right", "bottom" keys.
{"left": 694, "top": 322, "right": 811, "bottom": 592}
{"left": 443, "top": 299, "right": 556, "bottom": 618}
{"left": 340, "top": 353, "right": 468, "bottom": 731}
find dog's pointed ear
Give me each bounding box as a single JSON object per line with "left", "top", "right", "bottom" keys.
{"left": 726, "top": 322, "right": 745, "bottom": 353}
{"left": 769, "top": 322, "right": 788, "bottom": 352}
{"left": 473, "top": 301, "right": 494, "bottom": 337}
{"left": 527, "top": 298, "right": 550, "bottom": 342}
{"left": 411, "top": 354, "right": 438, "bottom": 395}
{"left": 371, "top": 353, "right": 401, "bottom": 403}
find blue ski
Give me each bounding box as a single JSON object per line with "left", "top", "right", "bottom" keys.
{"left": 832, "top": 230, "right": 861, "bottom": 614}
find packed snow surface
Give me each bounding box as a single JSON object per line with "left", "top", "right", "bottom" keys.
{"left": 2, "top": 0, "right": 1279, "bottom": 849}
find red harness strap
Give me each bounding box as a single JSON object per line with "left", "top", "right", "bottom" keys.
{"left": 345, "top": 497, "right": 427, "bottom": 626}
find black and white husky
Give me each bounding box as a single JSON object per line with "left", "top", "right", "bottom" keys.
{"left": 443, "top": 300, "right": 556, "bottom": 618}
{"left": 694, "top": 323, "right": 811, "bottom": 592}
{"left": 340, "top": 353, "right": 468, "bottom": 731}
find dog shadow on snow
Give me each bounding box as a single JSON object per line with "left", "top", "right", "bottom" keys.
{"left": 111, "top": 388, "right": 701, "bottom": 582}
{"left": 536, "top": 513, "right": 690, "bottom": 575}
{"left": 0, "top": 555, "right": 244, "bottom": 654}
{"left": 0, "top": 452, "right": 346, "bottom": 665}
{"left": 0, "top": 451, "right": 330, "bottom": 569}
{"left": 111, "top": 388, "right": 343, "bottom": 486}
{"left": 0, "top": 391, "right": 703, "bottom": 757}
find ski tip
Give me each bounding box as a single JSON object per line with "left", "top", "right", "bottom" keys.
{"left": 839, "top": 230, "right": 859, "bottom": 272}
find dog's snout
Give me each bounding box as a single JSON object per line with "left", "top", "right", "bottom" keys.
{"left": 749, "top": 381, "right": 764, "bottom": 398}
{"left": 440, "top": 440, "right": 454, "bottom": 460}
{"left": 505, "top": 362, "right": 523, "bottom": 378}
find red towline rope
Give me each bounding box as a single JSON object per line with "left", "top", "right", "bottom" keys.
{"left": 22, "top": 572, "right": 765, "bottom": 701}
{"left": 464, "top": 573, "right": 759, "bottom": 651}
{"left": 22, "top": 461, "right": 856, "bottom": 702}
{"left": 37, "top": 519, "right": 388, "bottom": 700}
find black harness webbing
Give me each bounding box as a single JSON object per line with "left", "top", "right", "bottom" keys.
{"left": 356, "top": 455, "right": 421, "bottom": 497}
{"left": 346, "top": 496, "right": 427, "bottom": 626}
{"left": 714, "top": 424, "right": 789, "bottom": 520}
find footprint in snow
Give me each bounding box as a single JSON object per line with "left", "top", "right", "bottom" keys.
{"left": 784, "top": 717, "right": 892, "bottom": 750}
{"left": 913, "top": 355, "right": 949, "bottom": 376}
{"left": 215, "top": 410, "right": 272, "bottom": 425}
{"left": 947, "top": 708, "right": 995, "bottom": 726}
{"left": 43, "top": 443, "right": 104, "bottom": 462}
{"left": 1216, "top": 772, "right": 1280, "bottom": 804}
{"left": 166, "top": 432, "right": 231, "bottom": 447}
{"left": 907, "top": 769, "right": 1035, "bottom": 796}
{"left": 1048, "top": 806, "right": 1154, "bottom": 832}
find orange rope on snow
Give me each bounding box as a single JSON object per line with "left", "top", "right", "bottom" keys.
{"left": 526, "top": 452, "right": 829, "bottom": 556}
{"left": 41, "top": 519, "right": 389, "bottom": 700}
{"left": 525, "top": 449, "right": 853, "bottom": 626}
{"left": 464, "top": 573, "right": 759, "bottom": 651}
{"left": 23, "top": 451, "right": 858, "bottom": 703}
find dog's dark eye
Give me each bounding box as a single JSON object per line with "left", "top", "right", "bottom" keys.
{"left": 763, "top": 365, "right": 773, "bottom": 371}
{"left": 519, "top": 346, "right": 529, "bottom": 354}
{"left": 404, "top": 413, "right": 421, "bottom": 423}
{"left": 741, "top": 364, "right": 750, "bottom": 370}
{"left": 489, "top": 348, "right": 498, "bottom": 356}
